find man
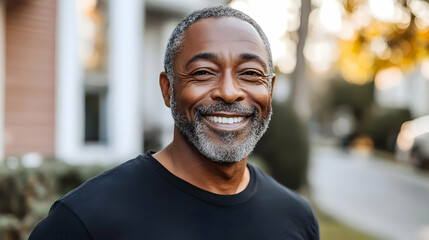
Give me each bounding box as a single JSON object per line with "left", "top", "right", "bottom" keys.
{"left": 30, "top": 6, "right": 319, "bottom": 239}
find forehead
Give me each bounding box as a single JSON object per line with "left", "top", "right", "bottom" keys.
{"left": 177, "top": 17, "right": 268, "bottom": 63}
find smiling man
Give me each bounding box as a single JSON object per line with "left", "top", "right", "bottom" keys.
{"left": 30, "top": 6, "right": 319, "bottom": 240}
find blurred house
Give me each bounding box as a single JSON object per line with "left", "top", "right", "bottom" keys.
{"left": 0, "top": 0, "right": 225, "bottom": 165}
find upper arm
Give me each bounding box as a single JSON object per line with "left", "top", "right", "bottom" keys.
{"left": 29, "top": 201, "right": 92, "bottom": 240}
{"left": 302, "top": 199, "right": 320, "bottom": 240}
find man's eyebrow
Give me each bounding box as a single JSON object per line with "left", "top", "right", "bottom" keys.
{"left": 185, "top": 52, "right": 218, "bottom": 69}
{"left": 239, "top": 53, "right": 268, "bottom": 70}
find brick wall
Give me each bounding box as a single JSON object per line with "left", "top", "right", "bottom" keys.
{"left": 4, "top": 0, "right": 56, "bottom": 156}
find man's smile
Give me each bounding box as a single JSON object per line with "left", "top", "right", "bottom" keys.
{"left": 205, "top": 115, "right": 246, "bottom": 124}
{"left": 202, "top": 114, "right": 251, "bottom": 132}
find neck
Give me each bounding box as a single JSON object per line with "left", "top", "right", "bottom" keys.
{"left": 153, "top": 127, "right": 250, "bottom": 195}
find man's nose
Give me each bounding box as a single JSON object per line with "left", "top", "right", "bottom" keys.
{"left": 211, "top": 72, "right": 245, "bottom": 103}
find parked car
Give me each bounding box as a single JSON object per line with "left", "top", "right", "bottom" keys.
{"left": 396, "top": 115, "right": 429, "bottom": 170}
{"left": 410, "top": 133, "right": 429, "bottom": 170}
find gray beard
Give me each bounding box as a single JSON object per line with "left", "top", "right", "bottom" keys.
{"left": 171, "top": 95, "right": 272, "bottom": 163}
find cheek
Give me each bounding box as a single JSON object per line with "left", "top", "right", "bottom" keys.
{"left": 244, "top": 85, "right": 271, "bottom": 113}
{"left": 175, "top": 84, "right": 211, "bottom": 119}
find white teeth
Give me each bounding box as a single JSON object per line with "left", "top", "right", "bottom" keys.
{"left": 206, "top": 116, "right": 245, "bottom": 124}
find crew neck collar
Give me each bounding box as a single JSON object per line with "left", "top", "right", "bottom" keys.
{"left": 143, "top": 152, "right": 258, "bottom": 207}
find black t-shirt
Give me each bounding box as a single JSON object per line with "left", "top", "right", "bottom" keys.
{"left": 29, "top": 153, "right": 319, "bottom": 240}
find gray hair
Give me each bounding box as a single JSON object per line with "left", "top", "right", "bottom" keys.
{"left": 163, "top": 5, "right": 274, "bottom": 87}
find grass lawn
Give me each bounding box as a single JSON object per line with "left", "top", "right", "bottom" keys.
{"left": 314, "top": 207, "right": 379, "bottom": 240}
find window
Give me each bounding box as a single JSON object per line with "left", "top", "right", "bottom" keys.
{"left": 84, "top": 89, "right": 107, "bottom": 143}
{"left": 77, "top": 0, "right": 109, "bottom": 145}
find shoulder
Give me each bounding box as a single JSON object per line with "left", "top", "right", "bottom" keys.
{"left": 32, "top": 154, "right": 159, "bottom": 239}
{"left": 56, "top": 154, "right": 158, "bottom": 223}
{"left": 29, "top": 156, "right": 150, "bottom": 239}
{"left": 251, "top": 164, "right": 308, "bottom": 205}
{"left": 250, "top": 164, "right": 319, "bottom": 238}
{"left": 60, "top": 154, "right": 150, "bottom": 204}
{"left": 29, "top": 201, "right": 92, "bottom": 239}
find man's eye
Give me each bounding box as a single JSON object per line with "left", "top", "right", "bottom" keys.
{"left": 192, "top": 70, "right": 211, "bottom": 75}
{"left": 239, "top": 70, "right": 265, "bottom": 81}
{"left": 243, "top": 71, "right": 262, "bottom": 76}
{"left": 190, "top": 70, "right": 216, "bottom": 81}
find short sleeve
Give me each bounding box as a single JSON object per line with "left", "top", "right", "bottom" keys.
{"left": 29, "top": 201, "right": 92, "bottom": 240}
{"left": 309, "top": 208, "right": 320, "bottom": 240}
{"left": 304, "top": 201, "right": 320, "bottom": 240}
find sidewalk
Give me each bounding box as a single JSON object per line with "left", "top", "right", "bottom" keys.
{"left": 308, "top": 146, "right": 429, "bottom": 240}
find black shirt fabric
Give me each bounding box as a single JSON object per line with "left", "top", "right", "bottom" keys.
{"left": 29, "top": 153, "right": 319, "bottom": 240}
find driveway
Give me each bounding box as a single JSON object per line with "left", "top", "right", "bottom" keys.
{"left": 308, "top": 146, "right": 429, "bottom": 240}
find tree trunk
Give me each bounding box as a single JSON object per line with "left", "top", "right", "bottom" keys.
{"left": 290, "top": 0, "right": 311, "bottom": 122}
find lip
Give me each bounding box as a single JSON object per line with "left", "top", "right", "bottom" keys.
{"left": 201, "top": 113, "right": 251, "bottom": 132}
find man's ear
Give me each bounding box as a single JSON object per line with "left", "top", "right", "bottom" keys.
{"left": 269, "top": 74, "right": 276, "bottom": 100}
{"left": 159, "top": 72, "right": 171, "bottom": 108}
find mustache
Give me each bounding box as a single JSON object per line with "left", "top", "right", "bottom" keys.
{"left": 195, "top": 102, "right": 257, "bottom": 116}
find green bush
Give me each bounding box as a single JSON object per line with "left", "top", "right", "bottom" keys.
{"left": 358, "top": 106, "right": 412, "bottom": 152}
{"left": 319, "top": 79, "right": 374, "bottom": 123}
{"left": 0, "top": 158, "right": 110, "bottom": 240}
{"left": 254, "top": 103, "right": 309, "bottom": 190}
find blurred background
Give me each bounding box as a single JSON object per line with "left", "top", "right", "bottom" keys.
{"left": 0, "top": 0, "right": 428, "bottom": 239}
